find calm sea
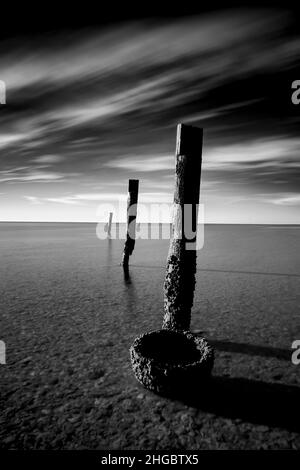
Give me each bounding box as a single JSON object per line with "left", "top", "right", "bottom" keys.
{"left": 1, "top": 222, "right": 299, "bottom": 350}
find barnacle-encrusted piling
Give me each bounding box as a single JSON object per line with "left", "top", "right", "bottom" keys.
{"left": 163, "top": 124, "right": 203, "bottom": 330}
{"left": 122, "top": 179, "right": 139, "bottom": 267}
{"left": 130, "top": 125, "right": 214, "bottom": 395}
{"left": 130, "top": 329, "right": 213, "bottom": 394}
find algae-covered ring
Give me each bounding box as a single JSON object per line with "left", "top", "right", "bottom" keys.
{"left": 130, "top": 329, "right": 214, "bottom": 394}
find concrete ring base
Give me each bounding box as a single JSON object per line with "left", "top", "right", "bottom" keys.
{"left": 130, "top": 329, "right": 214, "bottom": 395}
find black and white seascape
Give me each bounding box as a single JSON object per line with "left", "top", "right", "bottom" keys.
{"left": 0, "top": 4, "right": 300, "bottom": 452}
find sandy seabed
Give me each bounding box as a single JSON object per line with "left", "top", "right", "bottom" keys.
{"left": 0, "top": 223, "right": 300, "bottom": 449}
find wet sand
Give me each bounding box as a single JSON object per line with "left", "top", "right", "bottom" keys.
{"left": 0, "top": 223, "right": 300, "bottom": 449}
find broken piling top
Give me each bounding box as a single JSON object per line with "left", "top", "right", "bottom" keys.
{"left": 174, "top": 124, "right": 203, "bottom": 205}
{"left": 121, "top": 179, "right": 139, "bottom": 266}
{"left": 163, "top": 124, "right": 203, "bottom": 331}
{"left": 126, "top": 179, "right": 139, "bottom": 230}
{"left": 128, "top": 179, "right": 139, "bottom": 197}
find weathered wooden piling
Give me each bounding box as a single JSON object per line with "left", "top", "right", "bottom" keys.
{"left": 122, "top": 179, "right": 139, "bottom": 267}
{"left": 163, "top": 124, "right": 203, "bottom": 331}
{"left": 130, "top": 124, "right": 214, "bottom": 395}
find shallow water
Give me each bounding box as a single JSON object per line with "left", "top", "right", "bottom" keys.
{"left": 1, "top": 222, "right": 300, "bottom": 348}
{"left": 1, "top": 223, "right": 300, "bottom": 449}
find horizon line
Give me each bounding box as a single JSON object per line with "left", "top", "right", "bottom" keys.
{"left": 0, "top": 221, "right": 299, "bottom": 226}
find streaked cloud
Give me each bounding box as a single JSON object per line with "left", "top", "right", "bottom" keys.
{"left": 1, "top": 9, "right": 300, "bottom": 222}
{"left": 0, "top": 167, "right": 65, "bottom": 183}
{"left": 23, "top": 191, "right": 173, "bottom": 205}
{"left": 33, "top": 155, "right": 63, "bottom": 164}
{"left": 23, "top": 196, "right": 42, "bottom": 205}
{"left": 0, "top": 133, "right": 28, "bottom": 149}
{"left": 204, "top": 137, "right": 300, "bottom": 169}
{"left": 271, "top": 194, "right": 300, "bottom": 206}
{"left": 105, "top": 155, "right": 173, "bottom": 172}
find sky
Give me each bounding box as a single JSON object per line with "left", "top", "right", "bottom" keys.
{"left": 0, "top": 6, "right": 299, "bottom": 223}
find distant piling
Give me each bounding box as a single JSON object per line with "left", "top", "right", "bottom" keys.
{"left": 163, "top": 124, "right": 203, "bottom": 331}
{"left": 122, "top": 179, "right": 139, "bottom": 267}
{"left": 107, "top": 212, "right": 113, "bottom": 237}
